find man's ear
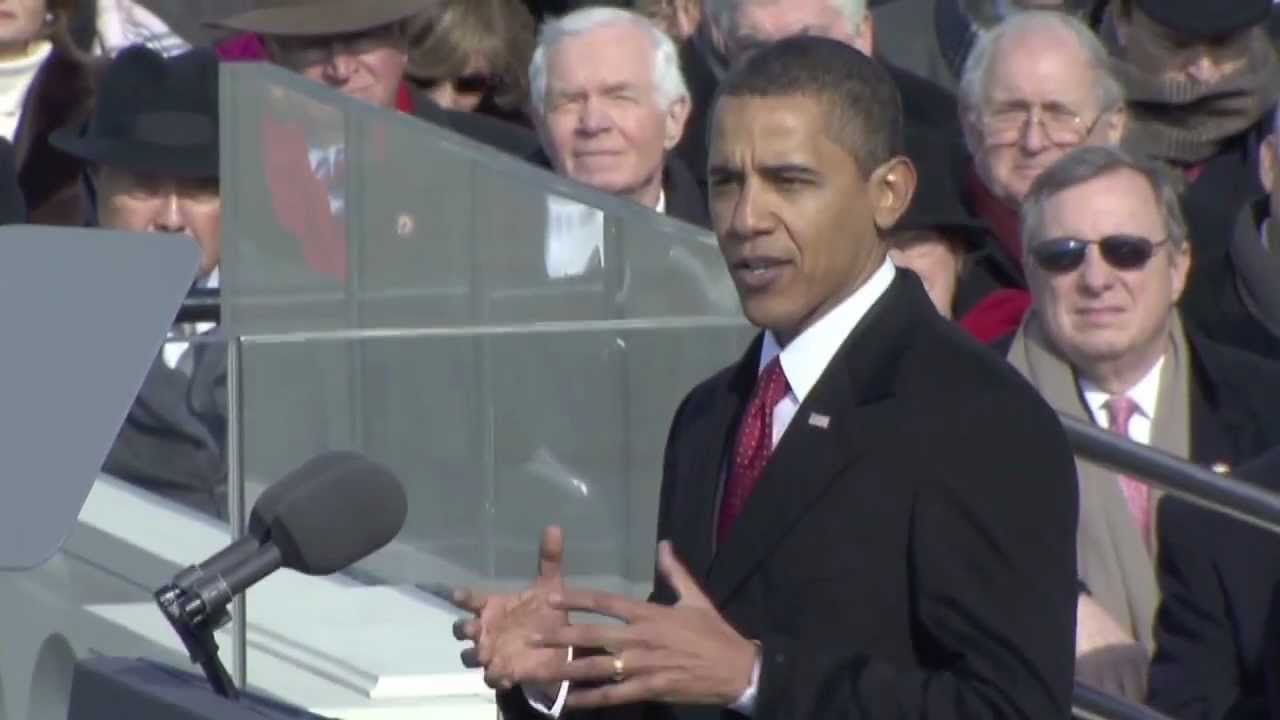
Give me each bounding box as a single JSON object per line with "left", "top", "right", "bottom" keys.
{"left": 855, "top": 11, "right": 874, "bottom": 56}
{"left": 663, "top": 95, "right": 692, "bottom": 151}
{"left": 1112, "top": 0, "right": 1132, "bottom": 48}
{"left": 1101, "top": 105, "right": 1128, "bottom": 145}
{"left": 872, "top": 155, "right": 917, "bottom": 232}
{"left": 1260, "top": 134, "right": 1277, "bottom": 194}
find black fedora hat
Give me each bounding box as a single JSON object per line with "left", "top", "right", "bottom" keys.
{"left": 207, "top": 0, "right": 431, "bottom": 37}
{"left": 51, "top": 45, "right": 218, "bottom": 179}
{"left": 1134, "top": 0, "right": 1270, "bottom": 41}
{"left": 897, "top": 128, "right": 989, "bottom": 248}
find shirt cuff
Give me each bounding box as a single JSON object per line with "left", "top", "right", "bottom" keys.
{"left": 522, "top": 647, "right": 574, "bottom": 718}
{"left": 728, "top": 644, "right": 763, "bottom": 716}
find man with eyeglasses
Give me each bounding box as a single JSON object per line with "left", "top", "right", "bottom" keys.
{"left": 1101, "top": 0, "right": 1277, "bottom": 224}
{"left": 954, "top": 10, "right": 1126, "bottom": 343}
{"left": 999, "top": 144, "right": 1280, "bottom": 702}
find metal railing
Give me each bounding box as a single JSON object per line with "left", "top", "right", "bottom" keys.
{"left": 1059, "top": 412, "right": 1280, "bottom": 720}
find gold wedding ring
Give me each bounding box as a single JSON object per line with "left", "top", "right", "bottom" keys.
{"left": 611, "top": 654, "right": 626, "bottom": 683}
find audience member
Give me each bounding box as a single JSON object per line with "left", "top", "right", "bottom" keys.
{"left": 633, "top": 0, "right": 703, "bottom": 42}
{"left": 675, "top": 0, "right": 962, "bottom": 193}
{"left": 456, "top": 35, "right": 1078, "bottom": 720}
{"left": 207, "top": 0, "right": 538, "bottom": 158}
{"left": 404, "top": 0, "right": 535, "bottom": 125}
{"left": 528, "top": 8, "right": 705, "bottom": 226}
{"left": 1002, "top": 144, "right": 1280, "bottom": 700}
{"left": 92, "top": 0, "right": 189, "bottom": 56}
{"left": 0, "top": 0, "right": 95, "bottom": 225}
{"left": 956, "top": 10, "right": 1126, "bottom": 341}
{"left": 1103, "top": 0, "right": 1278, "bottom": 220}
{"left": 1181, "top": 109, "right": 1280, "bottom": 361}
{"left": 872, "top": 0, "right": 1106, "bottom": 94}
{"left": 1148, "top": 444, "right": 1280, "bottom": 720}
{"left": 890, "top": 128, "right": 993, "bottom": 318}
{"left": 51, "top": 45, "right": 226, "bottom": 517}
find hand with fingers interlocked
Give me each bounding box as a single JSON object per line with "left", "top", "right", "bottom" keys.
{"left": 451, "top": 525, "right": 571, "bottom": 699}
{"left": 530, "top": 540, "right": 760, "bottom": 710}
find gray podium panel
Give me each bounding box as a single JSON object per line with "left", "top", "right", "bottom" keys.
{"left": 0, "top": 225, "right": 198, "bottom": 570}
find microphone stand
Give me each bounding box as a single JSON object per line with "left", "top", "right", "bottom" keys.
{"left": 154, "top": 583, "right": 241, "bottom": 701}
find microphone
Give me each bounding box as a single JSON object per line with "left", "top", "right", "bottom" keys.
{"left": 165, "top": 453, "right": 407, "bottom": 626}
{"left": 170, "top": 451, "right": 369, "bottom": 592}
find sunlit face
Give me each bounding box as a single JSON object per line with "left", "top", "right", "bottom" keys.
{"left": 1027, "top": 168, "right": 1190, "bottom": 378}
{"left": 708, "top": 94, "right": 913, "bottom": 344}
{"left": 888, "top": 229, "right": 966, "bottom": 318}
{"left": 96, "top": 166, "right": 222, "bottom": 279}
{"left": 423, "top": 54, "right": 494, "bottom": 113}
{"left": 538, "top": 22, "right": 689, "bottom": 207}
{"left": 1116, "top": 5, "right": 1253, "bottom": 86}
{"left": 268, "top": 24, "right": 409, "bottom": 109}
{"left": 0, "top": 0, "right": 47, "bottom": 53}
{"left": 968, "top": 26, "right": 1125, "bottom": 206}
{"left": 726, "top": 0, "right": 871, "bottom": 63}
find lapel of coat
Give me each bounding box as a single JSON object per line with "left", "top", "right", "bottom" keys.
{"left": 1186, "top": 332, "right": 1248, "bottom": 469}
{"left": 666, "top": 336, "right": 762, "bottom": 584}
{"left": 705, "top": 273, "right": 919, "bottom": 605}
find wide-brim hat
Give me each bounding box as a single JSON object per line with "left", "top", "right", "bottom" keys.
{"left": 896, "top": 128, "right": 989, "bottom": 248}
{"left": 51, "top": 45, "right": 218, "bottom": 179}
{"left": 207, "top": 0, "right": 432, "bottom": 37}
{"left": 1134, "top": 0, "right": 1270, "bottom": 41}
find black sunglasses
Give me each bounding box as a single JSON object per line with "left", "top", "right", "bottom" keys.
{"left": 1029, "top": 234, "right": 1170, "bottom": 274}
{"left": 422, "top": 73, "right": 500, "bottom": 95}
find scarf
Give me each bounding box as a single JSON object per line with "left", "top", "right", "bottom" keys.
{"left": 1102, "top": 18, "right": 1280, "bottom": 166}
{"left": 1007, "top": 310, "right": 1192, "bottom": 650}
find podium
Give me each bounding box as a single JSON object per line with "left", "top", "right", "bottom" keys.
{"left": 68, "top": 656, "right": 330, "bottom": 720}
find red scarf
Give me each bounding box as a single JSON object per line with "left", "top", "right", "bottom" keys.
{"left": 965, "top": 165, "right": 1023, "bottom": 265}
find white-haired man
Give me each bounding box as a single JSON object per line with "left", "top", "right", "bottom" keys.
{"left": 529, "top": 7, "right": 706, "bottom": 227}
{"left": 952, "top": 10, "right": 1127, "bottom": 343}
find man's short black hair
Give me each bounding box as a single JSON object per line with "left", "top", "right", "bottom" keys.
{"left": 713, "top": 35, "right": 904, "bottom": 177}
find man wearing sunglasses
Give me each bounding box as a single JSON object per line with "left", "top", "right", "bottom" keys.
{"left": 955, "top": 11, "right": 1126, "bottom": 343}
{"left": 1002, "top": 144, "right": 1280, "bottom": 702}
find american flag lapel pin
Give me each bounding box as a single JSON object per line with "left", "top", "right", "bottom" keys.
{"left": 808, "top": 412, "right": 831, "bottom": 429}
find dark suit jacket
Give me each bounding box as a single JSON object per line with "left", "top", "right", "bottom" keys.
{"left": 1180, "top": 197, "right": 1280, "bottom": 363}
{"left": 526, "top": 147, "right": 710, "bottom": 229}
{"left": 501, "top": 271, "right": 1079, "bottom": 719}
{"left": 1148, "top": 445, "right": 1280, "bottom": 720}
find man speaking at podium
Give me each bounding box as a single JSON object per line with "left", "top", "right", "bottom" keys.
{"left": 452, "top": 36, "right": 1079, "bottom": 719}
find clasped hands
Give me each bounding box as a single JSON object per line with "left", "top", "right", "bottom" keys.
{"left": 450, "top": 526, "right": 759, "bottom": 710}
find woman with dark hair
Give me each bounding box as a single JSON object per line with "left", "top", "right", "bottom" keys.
{"left": 0, "top": 0, "right": 94, "bottom": 224}
{"left": 404, "top": 0, "right": 536, "bottom": 125}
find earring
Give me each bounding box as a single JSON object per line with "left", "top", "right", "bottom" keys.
{"left": 45, "top": 12, "right": 54, "bottom": 24}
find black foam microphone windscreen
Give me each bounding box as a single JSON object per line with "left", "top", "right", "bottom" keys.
{"left": 265, "top": 457, "right": 408, "bottom": 575}
{"left": 247, "top": 450, "right": 370, "bottom": 539}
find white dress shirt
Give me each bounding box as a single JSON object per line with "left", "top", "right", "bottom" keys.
{"left": 527, "top": 258, "right": 898, "bottom": 718}
{"left": 1078, "top": 356, "right": 1165, "bottom": 444}
{"left": 162, "top": 267, "right": 219, "bottom": 371}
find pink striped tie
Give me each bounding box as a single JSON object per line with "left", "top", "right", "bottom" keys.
{"left": 1104, "top": 396, "right": 1152, "bottom": 550}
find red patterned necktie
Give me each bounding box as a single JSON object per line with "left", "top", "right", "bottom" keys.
{"left": 718, "top": 358, "right": 790, "bottom": 545}
{"left": 1105, "top": 395, "right": 1152, "bottom": 549}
